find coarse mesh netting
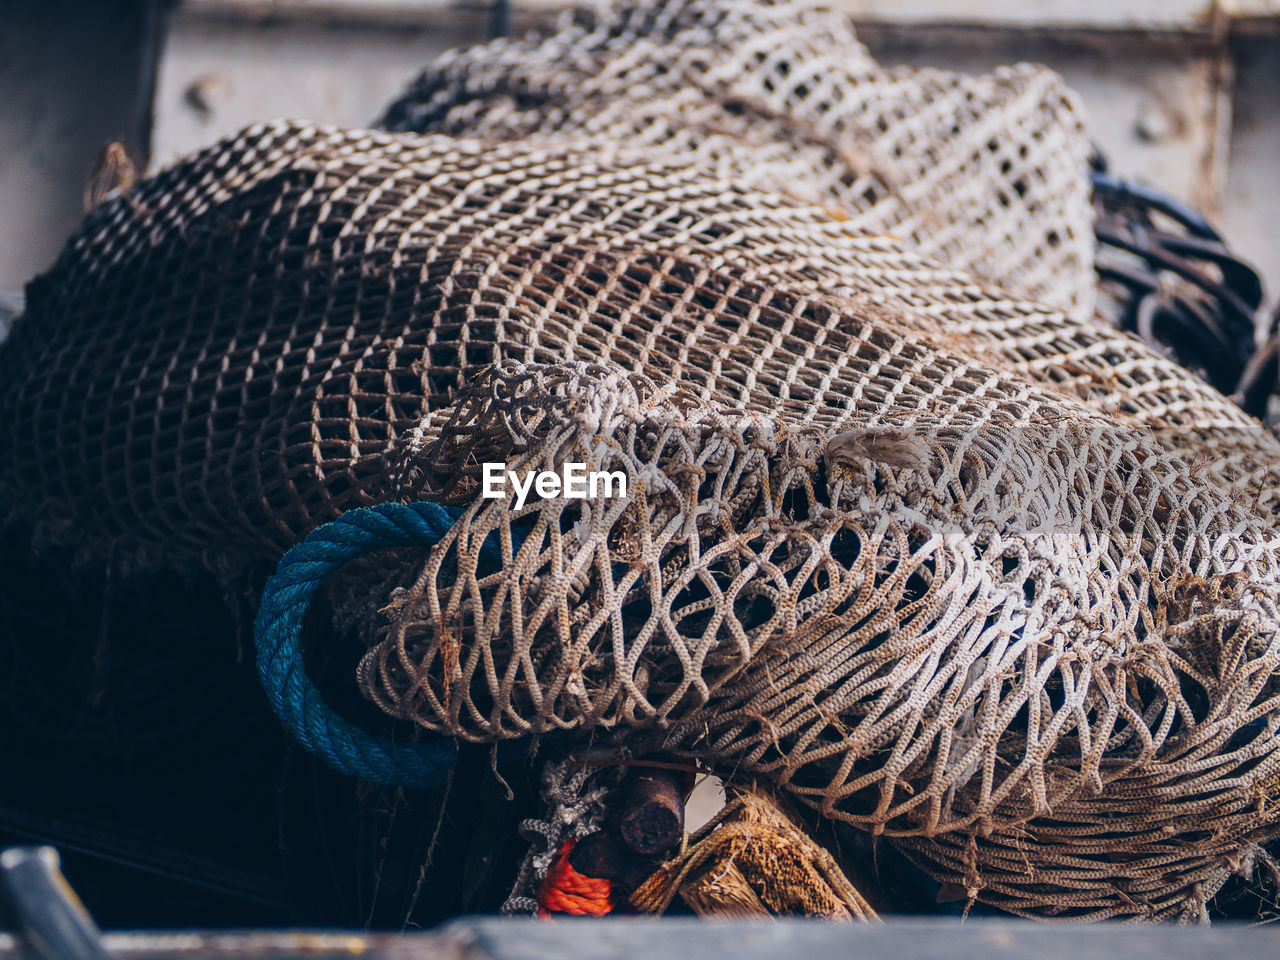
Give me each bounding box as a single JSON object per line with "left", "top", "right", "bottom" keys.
{"left": 3, "top": 0, "right": 1280, "bottom": 924}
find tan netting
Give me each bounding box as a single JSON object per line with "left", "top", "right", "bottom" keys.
{"left": 380, "top": 0, "right": 1096, "bottom": 320}
{"left": 3, "top": 0, "right": 1280, "bottom": 924}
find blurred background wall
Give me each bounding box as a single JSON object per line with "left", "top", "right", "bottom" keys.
{"left": 2, "top": 0, "right": 1278, "bottom": 315}
{"left": 0, "top": 0, "right": 168, "bottom": 318}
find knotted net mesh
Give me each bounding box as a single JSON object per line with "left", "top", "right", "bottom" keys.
{"left": 3, "top": 0, "right": 1280, "bottom": 923}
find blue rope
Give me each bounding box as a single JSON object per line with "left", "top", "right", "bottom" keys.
{"left": 253, "top": 501, "right": 511, "bottom": 788}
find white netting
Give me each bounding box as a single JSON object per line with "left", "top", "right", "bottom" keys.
{"left": 2, "top": 0, "right": 1278, "bottom": 922}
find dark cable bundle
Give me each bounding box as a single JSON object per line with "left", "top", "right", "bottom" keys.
{"left": 1090, "top": 153, "right": 1270, "bottom": 415}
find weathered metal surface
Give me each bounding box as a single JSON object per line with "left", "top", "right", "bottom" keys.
{"left": 834, "top": 0, "right": 1228, "bottom": 31}
{"left": 450, "top": 918, "right": 1280, "bottom": 959}
{"left": 1222, "top": 37, "right": 1280, "bottom": 317}
{"left": 1, "top": 848, "right": 114, "bottom": 960}
{"left": 2, "top": 921, "right": 1279, "bottom": 960}
{"left": 0, "top": 932, "right": 463, "bottom": 960}
{"left": 179, "top": 0, "right": 1280, "bottom": 33}
{"left": 0, "top": 0, "right": 166, "bottom": 292}
{"left": 149, "top": 8, "right": 486, "bottom": 169}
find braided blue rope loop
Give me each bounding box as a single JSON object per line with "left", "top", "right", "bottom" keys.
{"left": 254, "top": 501, "right": 518, "bottom": 788}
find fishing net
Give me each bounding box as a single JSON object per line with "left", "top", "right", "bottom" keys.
{"left": 380, "top": 0, "right": 1096, "bottom": 321}
{"left": 3, "top": 0, "right": 1280, "bottom": 924}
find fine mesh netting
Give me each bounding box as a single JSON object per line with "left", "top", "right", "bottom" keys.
{"left": 380, "top": 0, "right": 1096, "bottom": 320}
{"left": 3, "top": 0, "right": 1280, "bottom": 924}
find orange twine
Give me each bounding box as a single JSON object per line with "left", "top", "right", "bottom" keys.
{"left": 536, "top": 839, "right": 613, "bottom": 919}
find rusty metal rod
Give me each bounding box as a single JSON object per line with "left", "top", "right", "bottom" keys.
{"left": 617, "top": 768, "right": 686, "bottom": 857}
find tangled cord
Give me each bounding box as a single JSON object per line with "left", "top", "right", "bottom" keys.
{"left": 536, "top": 839, "right": 615, "bottom": 918}
{"left": 1089, "top": 162, "right": 1268, "bottom": 406}
{"left": 502, "top": 758, "right": 623, "bottom": 916}
{"left": 252, "top": 500, "right": 507, "bottom": 788}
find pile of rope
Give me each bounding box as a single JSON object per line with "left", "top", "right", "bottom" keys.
{"left": 2, "top": 0, "right": 1279, "bottom": 923}
{"left": 631, "top": 782, "right": 879, "bottom": 919}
